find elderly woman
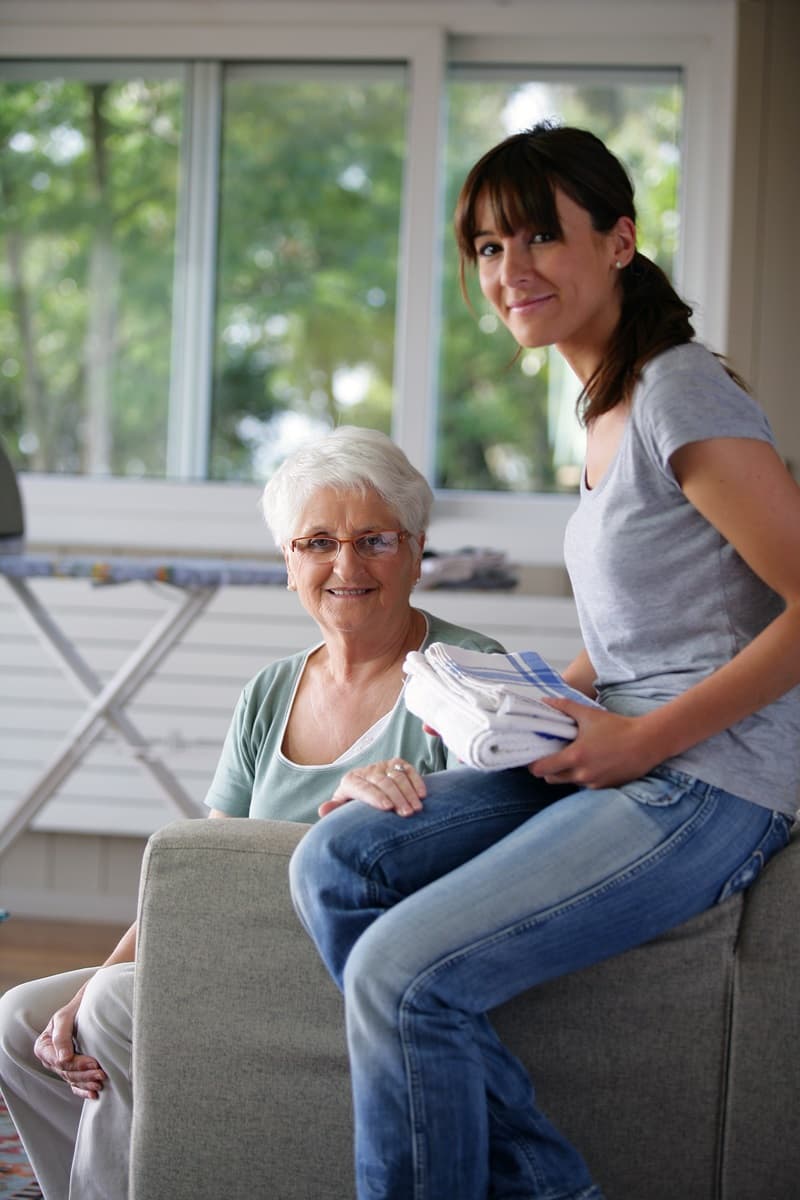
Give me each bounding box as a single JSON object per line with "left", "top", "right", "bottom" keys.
{"left": 0, "top": 426, "right": 503, "bottom": 1200}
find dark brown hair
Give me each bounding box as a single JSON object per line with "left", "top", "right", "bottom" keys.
{"left": 454, "top": 123, "right": 697, "bottom": 424}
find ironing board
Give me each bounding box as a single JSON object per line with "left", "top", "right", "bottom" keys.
{"left": 0, "top": 552, "right": 287, "bottom": 857}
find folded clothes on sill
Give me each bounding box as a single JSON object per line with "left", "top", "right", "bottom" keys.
{"left": 418, "top": 547, "right": 519, "bottom": 591}
{"left": 403, "top": 643, "right": 601, "bottom": 771}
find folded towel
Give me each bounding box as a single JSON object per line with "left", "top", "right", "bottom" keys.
{"left": 403, "top": 644, "right": 601, "bottom": 771}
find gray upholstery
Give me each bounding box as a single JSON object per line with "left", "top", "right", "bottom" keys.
{"left": 130, "top": 817, "right": 800, "bottom": 1200}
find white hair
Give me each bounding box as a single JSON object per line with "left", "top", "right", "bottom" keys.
{"left": 260, "top": 426, "right": 434, "bottom": 547}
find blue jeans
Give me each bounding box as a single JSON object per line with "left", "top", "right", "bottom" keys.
{"left": 289, "top": 765, "right": 792, "bottom": 1200}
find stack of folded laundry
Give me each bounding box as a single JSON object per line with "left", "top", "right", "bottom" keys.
{"left": 403, "top": 642, "right": 601, "bottom": 770}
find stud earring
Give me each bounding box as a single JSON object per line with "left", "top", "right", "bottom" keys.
{"left": 615, "top": 260, "right": 624, "bottom": 270}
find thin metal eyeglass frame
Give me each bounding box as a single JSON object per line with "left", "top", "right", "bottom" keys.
{"left": 289, "top": 530, "right": 412, "bottom": 562}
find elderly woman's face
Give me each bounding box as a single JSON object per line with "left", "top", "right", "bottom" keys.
{"left": 284, "top": 486, "right": 423, "bottom": 637}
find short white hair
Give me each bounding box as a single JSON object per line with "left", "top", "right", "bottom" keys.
{"left": 261, "top": 426, "right": 434, "bottom": 547}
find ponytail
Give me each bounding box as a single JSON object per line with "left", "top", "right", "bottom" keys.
{"left": 581, "top": 251, "right": 695, "bottom": 423}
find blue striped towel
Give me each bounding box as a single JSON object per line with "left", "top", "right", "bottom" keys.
{"left": 403, "top": 643, "right": 601, "bottom": 771}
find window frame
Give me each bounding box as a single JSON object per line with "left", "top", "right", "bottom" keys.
{"left": 1, "top": 0, "right": 738, "bottom": 565}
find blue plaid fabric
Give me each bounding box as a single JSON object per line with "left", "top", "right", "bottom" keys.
{"left": 403, "top": 645, "right": 600, "bottom": 770}
{"left": 423, "top": 644, "right": 600, "bottom": 712}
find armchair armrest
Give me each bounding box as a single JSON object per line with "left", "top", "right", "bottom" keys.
{"left": 130, "top": 817, "right": 354, "bottom": 1200}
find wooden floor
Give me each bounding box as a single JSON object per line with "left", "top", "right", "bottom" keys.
{"left": 0, "top": 916, "right": 130, "bottom": 993}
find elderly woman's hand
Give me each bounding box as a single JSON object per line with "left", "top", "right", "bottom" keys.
{"left": 34, "top": 992, "right": 107, "bottom": 1101}
{"left": 319, "top": 759, "right": 426, "bottom": 818}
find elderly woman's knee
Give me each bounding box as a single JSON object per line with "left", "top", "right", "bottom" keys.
{"left": 0, "top": 980, "right": 34, "bottom": 1063}
{"left": 76, "top": 962, "right": 135, "bottom": 1055}
{"left": 0, "top": 968, "right": 101, "bottom": 1069}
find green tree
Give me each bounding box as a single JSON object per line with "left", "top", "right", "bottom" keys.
{"left": 210, "top": 75, "right": 407, "bottom": 480}
{"left": 0, "top": 75, "right": 181, "bottom": 475}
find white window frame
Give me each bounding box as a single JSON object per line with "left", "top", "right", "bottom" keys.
{"left": 1, "top": 0, "right": 738, "bottom": 565}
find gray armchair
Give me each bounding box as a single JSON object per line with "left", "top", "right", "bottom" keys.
{"left": 130, "top": 816, "right": 800, "bottom": 1200}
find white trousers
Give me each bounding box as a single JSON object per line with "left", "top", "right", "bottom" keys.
{"left": 0, "top": 962, "right": 134, "bottom": 1200}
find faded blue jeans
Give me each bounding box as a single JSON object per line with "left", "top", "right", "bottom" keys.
{"left": 289, "top": 765, "right": 792, "bottom": 1200}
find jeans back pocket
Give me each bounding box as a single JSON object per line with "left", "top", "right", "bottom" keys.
{"left": 621, "top": 770, "right": 695, "bottom": 808}
{"left": 716, "top": 811, "right": 793, "bottom": 904}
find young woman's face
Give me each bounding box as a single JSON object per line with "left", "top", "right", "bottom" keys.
{"left": 473, "top": 185, "right": 635, "bottom": 381}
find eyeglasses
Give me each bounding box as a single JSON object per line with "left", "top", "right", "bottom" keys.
{"left": 289, "top": 530, "right": 412, "bottom": 563}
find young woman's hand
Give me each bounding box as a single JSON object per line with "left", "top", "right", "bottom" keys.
{"left": 528, "top": 699, "right": 661, "bottom": 790}
{"left": 319, "top": 759, "right": 427, "bottom": 818}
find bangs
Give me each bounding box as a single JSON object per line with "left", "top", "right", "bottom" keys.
{"left": 455, "top": 145, "right": 562, "bottom": 263}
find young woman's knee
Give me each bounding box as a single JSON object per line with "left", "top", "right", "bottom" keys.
{"left": 289, "top": 802, "right": 372, "bottom": 929}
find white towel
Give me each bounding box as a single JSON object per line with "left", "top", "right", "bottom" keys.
{"left": 403, "top": 644, "right": 601, "bottom": 771}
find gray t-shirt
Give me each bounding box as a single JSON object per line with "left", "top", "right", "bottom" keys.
{"left": 564, "top": 342, "right": 800, "bottom": 816}
{"left": 204, "top": 609, "right": 504, "bottom": 823}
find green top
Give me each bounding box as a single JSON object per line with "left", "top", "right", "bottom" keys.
{"left": 204, "top": 609, "right": 504, "bottom": 824}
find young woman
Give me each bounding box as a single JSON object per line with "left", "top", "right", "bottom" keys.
{"left": 289, "top": 126, "right": 800, "bottom": 1200}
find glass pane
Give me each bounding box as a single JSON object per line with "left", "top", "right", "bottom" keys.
{"left": 210, "top": 65, "right": 408, "bottom": 481}
{"left": 437, "top": 70, "right": 683, "bottom": 493}
{"left": 0, "top": 69, "right": 182, "bottom": 475}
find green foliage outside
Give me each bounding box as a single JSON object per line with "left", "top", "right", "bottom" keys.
{"left": 210, "top": 73, "right": 406, "bottom": 480}
{"left": 0, "top": 76, "right": 181, "bottom": 475}
{"left": 0, "top": 67, "right": 681, "bottom": 492}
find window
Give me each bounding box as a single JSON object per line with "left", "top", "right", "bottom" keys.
{"left": 0, "top": 63, "right": 183, "bottom": 476}
{"left": 211, "top": 64, "right": 408, "bottom": 481}
{"left": 1, "top": 61, "right": 681, "bottom": 492}
{"left": 0, "top": 7, "right": 737, "bottom": 559}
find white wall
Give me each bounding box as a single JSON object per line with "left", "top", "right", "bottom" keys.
{"left": 726, "top": 0, "right": 800, "bottom": 475}
{"left": 0, "top": 583, "right": 582, "bottom": 920}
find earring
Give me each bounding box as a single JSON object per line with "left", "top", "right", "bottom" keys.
{"left": 615, "top": 260, "right": 624, "bottom": 270}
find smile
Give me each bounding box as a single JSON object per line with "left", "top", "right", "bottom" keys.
{"left": 327, "top": 588, "right": 373, "bottom": 596}
{"left": 508, "top": 293, "right": 556, "bottom": 313}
